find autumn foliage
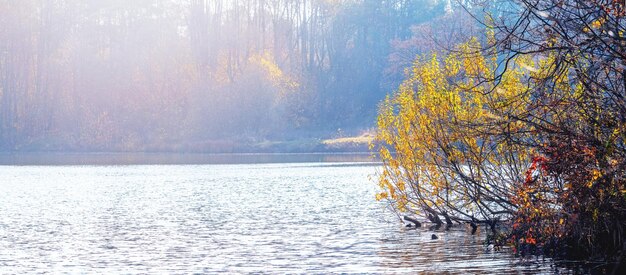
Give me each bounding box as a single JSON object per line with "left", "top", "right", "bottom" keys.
{"left": 376, "top": 0, "right": 626, "bottom": 262}
{"left": 375, "top": 38, "right": 531, "bottom": 225}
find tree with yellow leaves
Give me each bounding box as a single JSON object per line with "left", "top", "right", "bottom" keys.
{"left": 375, "top": 38, "right": 534, "bottom": 228}
{"left": 378, "top": 0, "right": 626, "bottom": 264}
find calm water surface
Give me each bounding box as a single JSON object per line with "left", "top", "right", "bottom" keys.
{"left": 0, "top": 155, "right": 575, "bottom": 273}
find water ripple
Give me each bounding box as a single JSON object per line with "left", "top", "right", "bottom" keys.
{"left": 0, "top": 163, "right": 575, "bottom": 273}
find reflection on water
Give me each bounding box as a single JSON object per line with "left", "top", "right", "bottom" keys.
{"left": 0, "top": 161, "right": 575, "bottom": 273}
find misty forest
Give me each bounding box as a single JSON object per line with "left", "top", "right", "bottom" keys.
{"left": 0, "top": 0, "right": 471, "bottom": 152}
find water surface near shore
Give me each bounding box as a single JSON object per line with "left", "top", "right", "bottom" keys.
{"left": 0, "top": 156, "right": 577, "bottom": 273}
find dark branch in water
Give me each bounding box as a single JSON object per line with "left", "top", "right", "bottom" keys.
{"left": 470, "top": 222, "right": 478, "bottom": 235}
{"left": 425, "top": 208, "right": 443, "bottom": 225}
{"left": 488, "top": 218, "right": 499, "bottom": 234}
{"left": 442, "top": 212, "right": 453, "bottom": 226}
{"left": 403, "top": 216, "right": 421, "bottom": 228}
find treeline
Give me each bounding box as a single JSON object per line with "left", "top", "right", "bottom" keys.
{"left": 0, "top": 0, "right": 467, "bottom": 151}
{"left": 376, "top": 0, "right": 626, "bottom": 264}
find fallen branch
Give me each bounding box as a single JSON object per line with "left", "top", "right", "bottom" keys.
{"left": 403, "top": 215, "right": 422, "bottom": 227}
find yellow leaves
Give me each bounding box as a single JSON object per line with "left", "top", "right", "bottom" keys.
{"left": 590, "top": 17, "right": 605, "bottom": 29}
{"left": 398, "top": 199, "right": 408, "bottom": 212}
{"left": 519, "top": 61, "right": 538, "bottom": 73}
{"left": 251, "top": 52, "right": 284, "bottom": 81}
{"left": 435, "top": 197, "right": 444, "bottom": 206}
{"left": 397, "top": 179, "right": 406, "bottom": 192}
{"left": 379, "top": 147, "right": 392, "bottom": 162}
{"left": 587, "top": 169, "right": 602, "bottom": 188}
{"left": 249, "top": 51, "right": 300, "bottom": 97}
{"left": 374, "top": 36, "right": 538, "bottom": 219}
{"left": 375, "top": 192, "right": 388, "bottom": 201}
{"left": 582, "top": 17, "right": 605, "bottom": 34}
{"left": 444, "top": 53, "right": 461, "bottom": 76}
{"left": 457, "top": 38, "right": 489, "bottom": 78}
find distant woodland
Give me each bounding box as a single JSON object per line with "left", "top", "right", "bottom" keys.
{"left": 0, "top": 0, "right": 477, "bottom": 152}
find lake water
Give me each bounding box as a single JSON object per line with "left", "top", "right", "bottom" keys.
{"left": 0, "top": 154, "right": 577, "bottom": 273}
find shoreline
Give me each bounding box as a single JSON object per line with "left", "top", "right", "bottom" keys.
{"left": 0, "top": 151, "right": 380, "bottom": 166}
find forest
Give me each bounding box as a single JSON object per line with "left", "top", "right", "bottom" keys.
{"left": 0, "top": 0, "right": 470, "bottom": 152}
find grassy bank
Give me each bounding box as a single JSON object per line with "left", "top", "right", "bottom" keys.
{"left": 5, "top": 132, "right": 376, "bottom": 154}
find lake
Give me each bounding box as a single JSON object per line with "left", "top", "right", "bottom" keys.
{"left": 0, "top": 154, "right": 577, "bottom": 273}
